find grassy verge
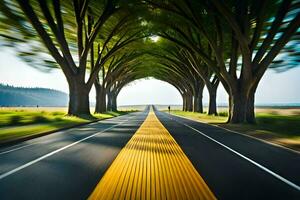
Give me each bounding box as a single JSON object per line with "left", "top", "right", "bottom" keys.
{"left": 169, "top": 110, "right": 300, "bottom": 152}
{"left": 0, "top": 108, "right": 131, "bottom": 144}
{"left": 169, "top": 110, "right": 228, "bottom": 123}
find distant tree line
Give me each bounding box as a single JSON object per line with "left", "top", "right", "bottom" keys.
{"left": 0, "top": 84, "right": 68, "bottom": 107}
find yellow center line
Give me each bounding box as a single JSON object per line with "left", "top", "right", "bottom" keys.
{"left": 89, "top": 110, "right": 217, "bottom": 200}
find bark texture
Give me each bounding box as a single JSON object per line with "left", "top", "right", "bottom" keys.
{"left": 67, "top": 78, "right": 90, "bottom": 115}
{"left": 95, "top": 82, "right": 107, "bottom": 113}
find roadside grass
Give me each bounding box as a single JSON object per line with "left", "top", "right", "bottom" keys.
{"left": 223, "top": 113, "right": 300, "bottom": 137}
{"left": 169, "top": 110, "right": 300, "bottom": 151}
{"left": 0, "top": 108, "right": 131, "bottom": 143}
{"left": 169, "top": 110, "right": 228, "bottom": 123}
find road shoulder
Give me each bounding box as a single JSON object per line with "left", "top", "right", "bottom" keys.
{"left": 169, "top": 112, "right": 299, "bottom": 154}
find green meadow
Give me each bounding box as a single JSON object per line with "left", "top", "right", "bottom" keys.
{"left": 169, "top": 109, "right": 300, "bottom": 151}
{"left": 0, "top": 107, "right": 130, "bottom": 143}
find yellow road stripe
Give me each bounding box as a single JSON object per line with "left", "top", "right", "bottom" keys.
{"left": 89, "top": 111, "right": 217, "bottom": 200}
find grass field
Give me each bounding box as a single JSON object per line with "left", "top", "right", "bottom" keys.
{"left": 0, "top": 107, "right": 131, "bottom": 144}
{"left": 169, "top": 109, "right": 300, "bottom": 151}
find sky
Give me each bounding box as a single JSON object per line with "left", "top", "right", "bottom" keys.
{"left": 0, "top": 49, "right": 300, "bottom": 106}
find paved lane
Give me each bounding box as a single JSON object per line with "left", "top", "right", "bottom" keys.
{"left": 0, "top": 109, "right": 148, "bottom": 200}
{"left": 89, "top": 110, "right": 215, "bottom": 200}
{"left": 1, "top": 105, "right": 299, "bottom": 200}
{"left": 155, "top": 109, "right": 300, "bottom": 199}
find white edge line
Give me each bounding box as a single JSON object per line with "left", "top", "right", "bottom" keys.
{"left": 0, "top": 112, "right": 137, "bottom": 156}
{"left": 164, "top": 113, "right": 300, "bottom": 191}
{"left": 0, "top": 117, "right": 132, "bottom": 180}
{"left": 169, "top": 112, "right": 300, "bottom": 155}
{"left": 0, "top": 143, "right": 37, "bottom": 155}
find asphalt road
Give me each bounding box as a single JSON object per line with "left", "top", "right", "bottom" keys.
{"left": 0, "top": 109, "right": 148, "bottom": 200}
{"left": 0, "top": 106, "right": 299, "bottom": 200}
{"left": 154, "top": 108, "right": 300, "bottom": 199}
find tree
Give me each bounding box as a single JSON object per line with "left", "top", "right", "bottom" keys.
{"left": 147, "top": 0, "right": 300, "bottom": 123}
{"left": 106, "top": 70, "right": 144, "bottom": 111}
{"left": 93, "top": 41, "right": 146, "bottom": 113}
{"left": 209, "top": 0, "right": 300, "bottom": 123}
{"left": 0, "top": 0, "right": 139, "bottom": 116}
{"left": 2, "top": 0, "right": 298, "bottom": 120}
{"left": 148, "top": 47, "right": 205, "bottom": 112}
{"left": 157, "top": 44, "right": 219, "bottom": 114}
{"left": 146, "top": 13, "right": 222, "bottom": 114}
{"left": 137, "top": 53, "right": 197, "bottom": 111}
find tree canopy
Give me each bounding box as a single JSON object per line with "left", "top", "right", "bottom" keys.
{"left": 0, "top": 0, "right": 299, "bottom": 123}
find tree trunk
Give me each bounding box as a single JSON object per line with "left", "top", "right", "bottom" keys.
{"left": 227, "top": 79, "right": 256, "bottom": 124}
{"left": 208, "top": 88, "right": 217, "bottom": 115}
{"left": 182, "top": 94, "right": 187, "bottom": 111}
{"left": 229, "top": 91, "right": 248, "bottom": 123}
{"left": 198, "top": 93, "right": 203, "bottom": 113}
{"left": 193, "top": 83, "right": 204, "bottom": 113}
{"left": 95, "top": 83, "right": 106, "bottom": 113}
{"left": 193, "top": 95, "right": 199, "bottom": 112}
{"left": 107, "top": 91, "right": 112, "bottom": 111}
{"left": 186, "top": 94, "right": 193, "bottom": 112}
{"left": 193, "top": 93, "right": 204, "bottom": 113}
{"left": 67, "top": 78, "right": 90, "bottom": 116}
{"left": 227, "top": 95, "right": 232, "bottom": 123}
{"left": 246, "top": 85, "right": 257, "bottom": 124}
{"left": 111, "top": 93, "right": 117, "bottom": 111}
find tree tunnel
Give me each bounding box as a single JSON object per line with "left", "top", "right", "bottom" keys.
{"left": 116, "top": 78, "right": 182, "bottom": 108}
{"left": 1, "top": 0, "right": 299, "bottom": 124}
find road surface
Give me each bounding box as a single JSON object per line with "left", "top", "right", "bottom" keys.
{"left": 0, "top": 106, "right": 299, "bottom": 199}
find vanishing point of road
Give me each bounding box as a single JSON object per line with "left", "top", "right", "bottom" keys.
{"left": 0, "top": 106, "right": 299, "bottom": 199}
